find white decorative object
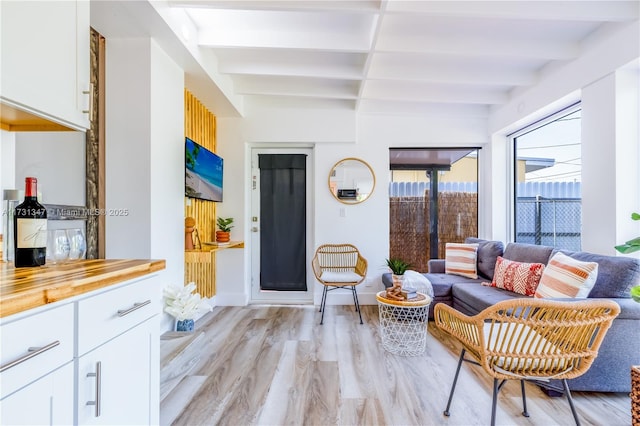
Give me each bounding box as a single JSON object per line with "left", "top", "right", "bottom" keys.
{"left": 163, "top": 282, "right": 212, "bottom": 322}
{"left": 402, "top": 270, "right": 434, "bottom": 299}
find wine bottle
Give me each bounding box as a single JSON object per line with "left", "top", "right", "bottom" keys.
{"left": 14, "top": 177, "right": 47, "bottom": 267}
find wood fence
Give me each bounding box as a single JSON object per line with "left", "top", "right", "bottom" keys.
{"left": 389, "top": 191, "right": 477, "bottom": 272}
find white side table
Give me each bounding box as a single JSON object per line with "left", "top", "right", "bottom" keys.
{"left": 376, "top": 291, "right": 432, "bottom": 356}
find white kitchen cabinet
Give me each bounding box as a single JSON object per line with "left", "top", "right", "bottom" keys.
{"left": 0, "top": 0, "right": 90, "bottom": 130}
{"left": 76, "top": 275, "right": 161, "bottom": 425}
{"left": 0, "top": 272, "right": 161, "bottom": 426}
{"left": 0, "top": 362, "right": 74, "bottom": 425}
{"left": 0, "top": 303, "right": 75, "bottom": 424}
{"left": 77, "top": 318, "right": 157, "bottom": 425}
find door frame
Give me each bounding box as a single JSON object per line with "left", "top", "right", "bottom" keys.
{"left": 249, "top": 147, "right": 314, "bottom": 304}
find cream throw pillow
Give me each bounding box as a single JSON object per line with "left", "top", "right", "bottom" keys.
{"left": 445, "top": 243, "right": 479, "bottom": 279}
{"left": 534, "top": 252, "right": 598, "bottom": 298}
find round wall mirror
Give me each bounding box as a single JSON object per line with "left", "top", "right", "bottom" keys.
{"left": 328, "top": 157, "right": 376, "bottom": 204}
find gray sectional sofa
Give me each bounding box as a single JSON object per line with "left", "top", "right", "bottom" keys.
{"left": 382, "top": 238, "right": 640, "bottom": 393}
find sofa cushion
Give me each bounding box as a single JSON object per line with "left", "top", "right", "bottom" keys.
{"left": 452, "top": 282, "right": 525, "bottom": 315}
{"left": 382, "top": 272, "right": 477, "bottom": 298}
{"left": 445, "top": 243, "right": 479, "bottom": 279}
{"left": 503, "top": 242, "right": 553, "bottom": 265}
{"left": 489, "top": 256, "right": 545, "bottom": 296}
{"left": 465, "top": 238, "right": 504, "bottom": 280}
{"left": 553, "top": 249, "right": 640, "bottom": 298}
{"left": 534, "top": 252, "right": 598, "bottom": 299}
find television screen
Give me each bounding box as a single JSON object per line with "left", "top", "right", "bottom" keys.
{"left": 185, "top": 137, "right": 223, "bottom": 202}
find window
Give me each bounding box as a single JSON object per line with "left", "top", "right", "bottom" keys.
{"left": 511, "top": 105, "right": 582, "bottom": 250}
{"left": 389, "top": 148, "right": 479, "bottom": 271}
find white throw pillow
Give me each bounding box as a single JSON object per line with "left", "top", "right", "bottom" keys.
{"left": 535, "top": 252, "right": 598, "bottom": 299}
{"left": 445, "top": 243, "right": 479, "bottom": 279}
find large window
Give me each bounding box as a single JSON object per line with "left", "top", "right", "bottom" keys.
{"left": 511, "top": 105, "right": 582, "bottom": 250}
{"left": 389, "top": 148, "right": 479, "bottom": 271}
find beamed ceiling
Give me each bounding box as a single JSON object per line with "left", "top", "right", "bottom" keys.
{"left": 164, "top": 0, "right": 639, "bottom": 117}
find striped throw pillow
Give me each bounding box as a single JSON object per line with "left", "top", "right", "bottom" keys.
{"left": 489, "top": 256, "right": 545, "bottom": 296}
{"left": 534, "top": 252, "right": 598, "bottom": 298}
{"left": 445, "top": 243, "right": 479, "bottom": 279}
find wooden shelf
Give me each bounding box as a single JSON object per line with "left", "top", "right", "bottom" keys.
{"left": 186, "top": 240, "right": 244, "bottom": 254}
{"left": 184, "top": 241, "right": 243, "bottom": 298}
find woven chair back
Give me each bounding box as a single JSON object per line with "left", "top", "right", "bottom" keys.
{"left": 437, "top": 298, "right": 620, "bottom": 381}
{"left": 315, "top": 244, "right": 361, "bottom": 271}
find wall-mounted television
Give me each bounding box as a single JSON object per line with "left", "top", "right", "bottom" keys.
{"left": 185, "top": 137, "right": 223, "bottom": 202}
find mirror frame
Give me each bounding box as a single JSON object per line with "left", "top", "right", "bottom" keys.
{"left": 328, "top": 157, "right": 376, "bottom": 204}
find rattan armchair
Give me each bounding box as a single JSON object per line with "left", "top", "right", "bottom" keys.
{"left": 434, "top": 298, "right": 620, "bottom": 426}
{"left": 312, "top": 244, "right": 368, "bottom": 324}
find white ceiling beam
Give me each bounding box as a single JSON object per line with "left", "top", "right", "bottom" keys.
{"left": 368, "top": 55, "right": 536, "bottom": 86}
{"left": 363, "top": 80, "right": 509, "bottom": 104}
{"left": 214, "top": 50, "right": 366, "bottom": 79}
{"left": 198, "top": 28, "right": 371, "bottom": 52}
{"left": 247, "top": 95, "right": 357, "bottom": 111}
{"left": 219, "top": 63, "right": 363, "bottom": 81}
{"left": 355, "top": 0, "right": 388, "bottom": 110}
{"left": 366, "top": 71, "right": 530, "bottom": 87}
{"left": 377, "top": 35, "right": 578, "bottom": 60}
{"left": 169, "top": 0, "right": 383, "bottom": 13}
{"left": 358, "top": 99, "right": 490, "bottom": 116}
{"left": 387, "top": 1, "right": 639, "bottom": 22}
{"left": 234, "top": 75, "right": 359, "bottom": 99}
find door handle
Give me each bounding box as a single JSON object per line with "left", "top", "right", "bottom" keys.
{"left": 252, "top": 227, "right": 259, "bottom": 232}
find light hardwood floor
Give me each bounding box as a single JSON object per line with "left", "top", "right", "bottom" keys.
{"left": 161, "top": 304, "right": 632, "bottom": 426}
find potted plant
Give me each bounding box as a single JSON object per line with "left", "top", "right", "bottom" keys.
{"left": 216, "top": 217, "right": 234, "bottom": 243}
{"left": 386, "top": 258, "right": 411, "bottom": 284}
{"left": 615, "top": 212, "right": 640, "bottom": 302}
{"left": 614, "top": 212, "right": 640, "bottom": 423}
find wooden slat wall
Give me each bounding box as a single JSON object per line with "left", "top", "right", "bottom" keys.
{"left": 184, "top": 90, "right": 217, "bottom": 297}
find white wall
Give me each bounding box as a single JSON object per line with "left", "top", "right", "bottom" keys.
{"left": 213, "top": 117, "right": 247, "bottom": 306}
{"left": 0, "top": 130, "right": 16, "bottom": 236}
{"left": 487, "top": 20, "right": 640, "bottom": 252}
{"left": 14, "top": 131, "right": 85, "bottom": 205}
{"left": 215, "top": 109, "right": 489, "bottom": 306}
{"left": 105, "top": 38, "right": 184, "bottom": 331}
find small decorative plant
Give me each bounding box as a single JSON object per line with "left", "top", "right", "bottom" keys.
{"left": 385, "top": 258, "right": 412, "bottom": 276}
{"left": 163, "top": 282, "right": 212, "bottom": 322}
{"left": 216, "top": 217, "right": 234, "bottom": 243}
{"left": 614, "top": 212, "right": 640, "bottom": 303}
{"left": 216, "top": 217, "right": 234, "bottom": 233}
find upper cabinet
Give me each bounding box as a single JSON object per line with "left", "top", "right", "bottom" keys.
{"left": 0, "top": 0, "right": 90, "bottom": 131}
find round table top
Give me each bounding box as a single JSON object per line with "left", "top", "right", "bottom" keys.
{"left": 376, "top": 291, "right": 432, "bottom": 307}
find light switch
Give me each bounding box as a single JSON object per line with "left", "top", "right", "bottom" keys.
{"left": 339, "top": 207, "right": 346, "bottom": 217}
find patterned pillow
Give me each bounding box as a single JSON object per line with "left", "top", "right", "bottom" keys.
{"left": 534, "top": 252, "right": 599, "bottom": 298}
{"left": 445, "top": 243, "right": 479, "bottom": 279}
{"left": 489, "top": 256, "right": 545, "bottom": 296}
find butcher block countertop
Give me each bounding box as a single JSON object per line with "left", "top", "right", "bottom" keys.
{"left": 0, "top": 259, "right": 166, "bottom": 318}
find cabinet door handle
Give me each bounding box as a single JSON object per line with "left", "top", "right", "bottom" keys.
{"left": 86, "top": 361, "right": 102, "bottom": 417}
{"left": 82, "top": 83, "right": 94, "bottom": 116}
{"left": 117, "top": 299, "right": 151, "bottom": 317}
{"left": 0, "top": 340, "right": 60, "bottom": 372}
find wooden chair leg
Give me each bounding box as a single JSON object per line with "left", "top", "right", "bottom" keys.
{"left": 444, "top": 349, "right": 466, "bottom": 417}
